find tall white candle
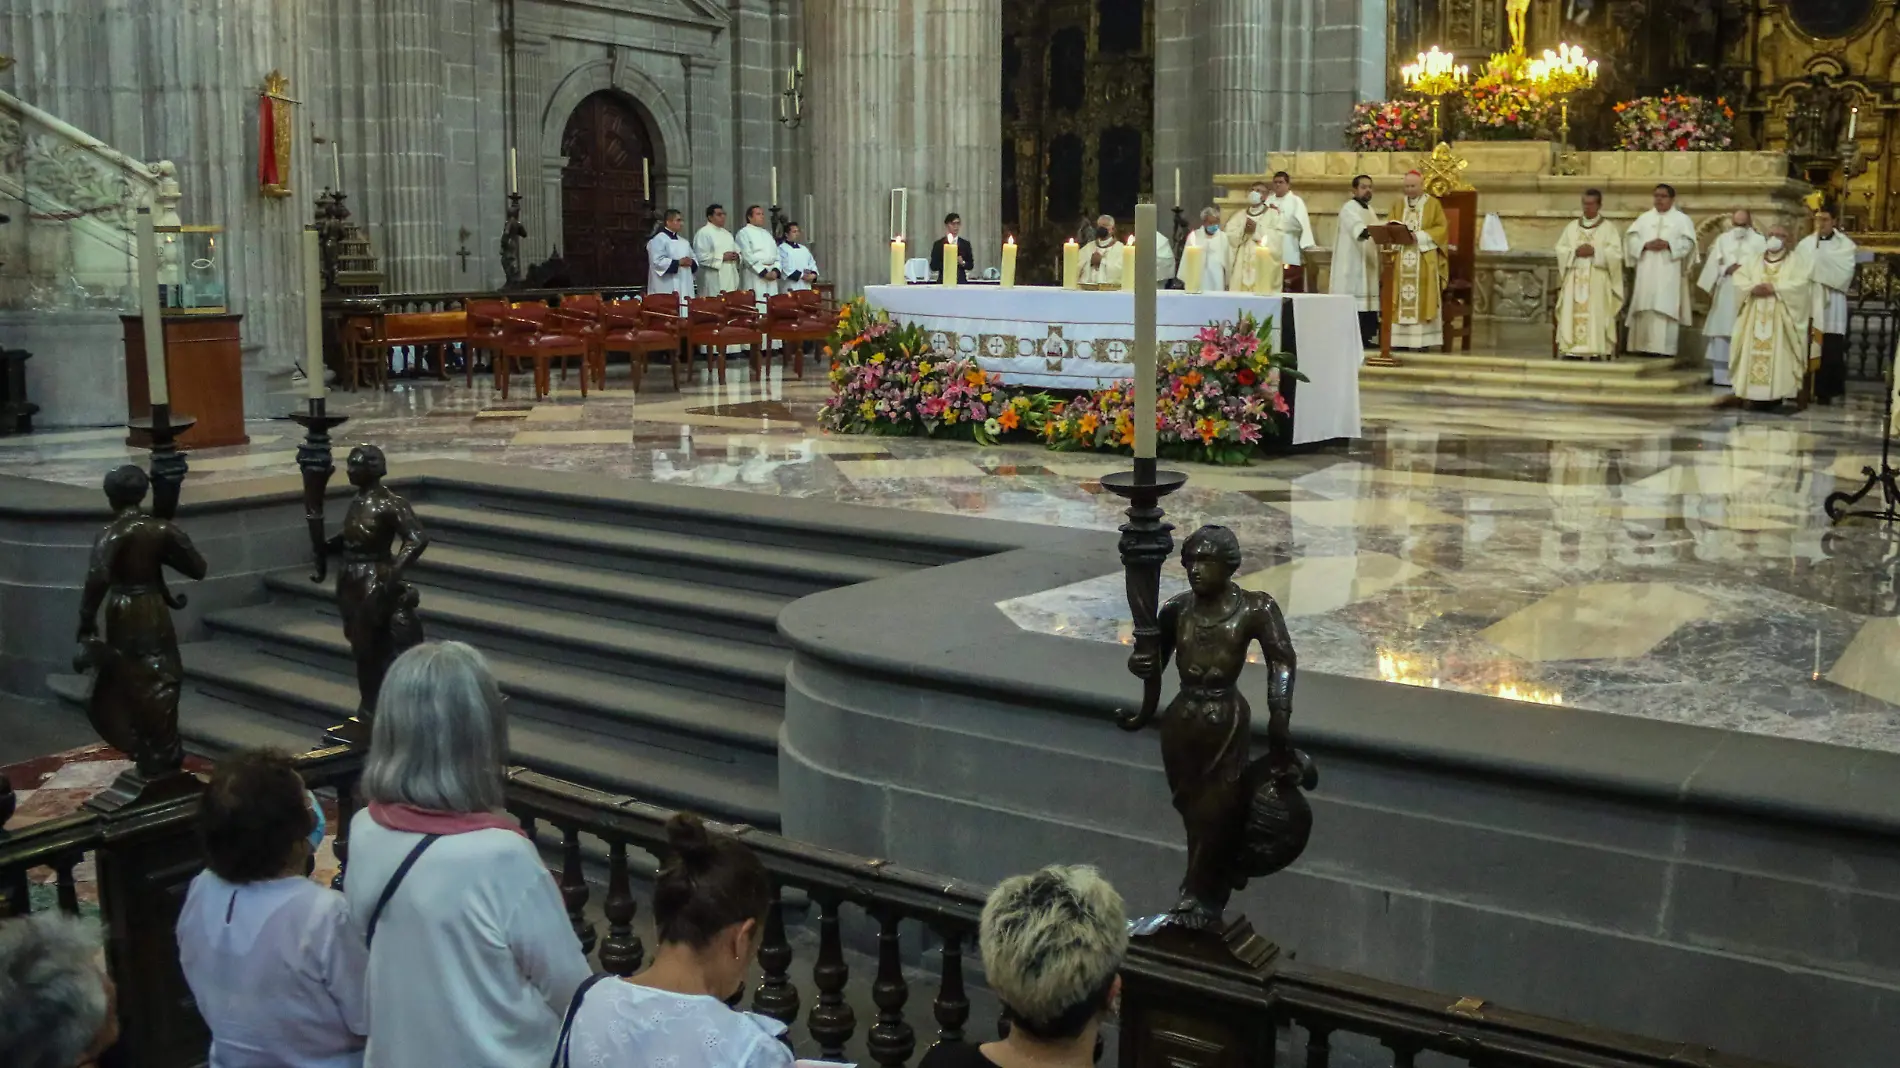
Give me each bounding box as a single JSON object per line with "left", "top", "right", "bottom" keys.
{"left": 643, "top": 157, "right": 651, "bottom": 199}
{"left": 771, "top": 165, "right": 779, "bottom": 206}
{"left": 509, "top": 147, "right": 518, "bottom": 194}
{"left": 1848, "top": 107, "right": 1859, "bottom": 140}
{"left": 1000, "top": 237, "right": 1017, "bottom": 288}
{"left": 1132, "top": 202, "right": 1158, "bottom": 459}
{"left": 1121, "top": 235, "right": 1137, "bottom": 291}
{"left": 890, "top": 237, "right": 906, "bottom": 286}
{"left": 331, "top": 143, "right": 341, "bottom": 190}
{"left": 1174, "top": 168, "right": 1181, "bottom": 209}
{"left": 942, "top": 237, "right": 960, "bottom": 287}
{"left": 303, "top": 226, "right": 325, "bottom": 399}
{"left": 135, "top": 208, "right": 169, "bottom": 407}
{"left": 805, "top": 193, "right": 814, "bottom": 240}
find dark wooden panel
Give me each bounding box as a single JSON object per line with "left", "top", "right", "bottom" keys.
{"left": 122, "top": 314, "right": 250, "bottom": 450}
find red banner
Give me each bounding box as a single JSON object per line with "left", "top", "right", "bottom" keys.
{"left": 258, "top": 95, "right": 279, "bottom": 188}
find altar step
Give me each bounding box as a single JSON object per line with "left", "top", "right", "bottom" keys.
{"left": 1359, "top": 352, "right": 1724, "bottom": 409}
{"left": 46, "top": 474, "right": 988, "bottom": 830}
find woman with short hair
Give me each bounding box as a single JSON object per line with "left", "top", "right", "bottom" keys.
{"left": 343, "top": 641, "right": 590, "bottom": 1068}
{"left": 0, "top": 912, "right": 117, "bottom": 1068}
{"left": 177, "top": 748, "right": 367, "bottom": 1067}
{"left": 556, "top": 812, "right": 793, "bottom": 1068}
{"left": 919, "top": 865, "right": 1128, "bottom": 1068}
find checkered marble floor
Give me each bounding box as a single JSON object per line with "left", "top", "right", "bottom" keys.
{"left": 9, "top": 363, "right": 1900, "bottom": 753}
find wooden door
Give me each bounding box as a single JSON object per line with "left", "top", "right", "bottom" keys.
{"left": 561, "top": 91, "right": 655, "bottom": 288}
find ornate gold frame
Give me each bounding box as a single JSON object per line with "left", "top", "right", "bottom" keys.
{"left": 260, "top": 70, "right": 296, "bottom": 199}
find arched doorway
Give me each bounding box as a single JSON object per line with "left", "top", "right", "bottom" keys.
{"left": 560, "top": 91, "right": 658, "bottom": 287}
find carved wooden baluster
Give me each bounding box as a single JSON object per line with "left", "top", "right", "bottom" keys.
{"left": 54, "top": 855, "right": 80, "bottom": 915}
{"left": 598, "top": 839, "right": 642, "bottom": 976}
{"left": 808, "top": 894, "right": 857, "bottom": 1060}
{"left": 1382, "top": 1039, "right": 1420, "bottom": 1068}
{"left": 867, "top": 910, "right": 916, "bottom": 1067}
{"left": 1304, "top": 1022, "right": 1334, "bottom": 1068}
{"left": 752, "top": 885, "right": 800, "bottom": 1025}
{"left": 560, "top": 823, "right": 595, "bottom": 955}
{"left": 330, "top": 778, "right": 357, "bottom": 891}
{"left": 932, "top": 928, "right": 970, "bottom": 1044}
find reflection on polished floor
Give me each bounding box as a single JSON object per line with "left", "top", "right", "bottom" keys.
{"left": 9, "top": 364, "right": 1900, "bottom": 753}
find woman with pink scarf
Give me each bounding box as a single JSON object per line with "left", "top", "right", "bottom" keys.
{"left": 343, "top": 641, "right": 589, "bottom": 1068}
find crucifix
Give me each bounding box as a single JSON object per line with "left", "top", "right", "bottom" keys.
{"left": 455, "top": 227, "right": 472, "bottom": 272}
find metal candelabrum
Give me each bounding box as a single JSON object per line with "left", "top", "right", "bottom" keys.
{"left": 501, "top": 191, "right": 527, "bottom": 285}
{"left": 134, "top": 403, "right": 195, "bottom": 522}
{"left": 1101, "top": 458, "right": 1190, "bottom": 725}
{"left": 1400, "top": 46, "right": 1469, "bottom": 146}
{"left": 290, "top": 396, "right": 351, "bottom": 583}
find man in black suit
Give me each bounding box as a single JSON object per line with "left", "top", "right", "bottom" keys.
{"left": 927, "top": 212, "right": 975, "bottom": 283}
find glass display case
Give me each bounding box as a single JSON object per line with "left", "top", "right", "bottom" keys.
{"left": 156, "top": 224, "right": 227, "bottom": 313}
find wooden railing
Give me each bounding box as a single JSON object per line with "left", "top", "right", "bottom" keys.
{"left": 1, "top": 751, "right": 1786, "bottom": 1068}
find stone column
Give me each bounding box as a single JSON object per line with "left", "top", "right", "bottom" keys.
{"left": 728, "top": 0, "right": 779, "bottom": 213}
{"left": 808, "top": 0, "right": 999, "bottom": 297}
{"left": 1153, "top": 0, "right": 1203, "bottom": 210}
{"left": 1204, "top": 0, "right": 1275, "bottom": 175}
{"left": 372, "top": 0, "right": 451, "bottom": 291}
{"left": 512, "top": 36, "right": 553, "bottom": 264}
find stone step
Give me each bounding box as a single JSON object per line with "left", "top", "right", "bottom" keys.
{"left": 413, "top": 502, "right": 911, "bottom": 596}
{"left": 410, "top": 544, "right": 789, "bottom": 643}
{"left": 1362, "top": 363, "right": 1710, "bottom": 393}
{"left": 258, "top": 575, "right": 789, "bottom": 706}
{"left": 1361, "top": 377, "right": 1725, "bottom": 409}
{"left": 1360, "top": 351, "right": 1679, "bottom": 376}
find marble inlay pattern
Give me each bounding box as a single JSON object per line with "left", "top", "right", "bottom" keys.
{"left": 9, "top": 365, "right": 1900, "bottom": 753}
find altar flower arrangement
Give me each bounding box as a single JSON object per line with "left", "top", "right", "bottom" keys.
{"left": 821, "top": 301, "right": 1050, "bottom": 445}
{"left": 1345, "top": 100, "right": 1432, "bottom": 153}
{"left": 1612, "top": 93, "right": 1733, "bottom": 151}
{"left": 1458, "top": 74, "right": 1557, "bottom": 140}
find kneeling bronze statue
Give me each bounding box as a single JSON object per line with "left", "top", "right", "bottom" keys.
{"left": 1121, "top": 525, "right": 1316, "bottom": 937}
{"left": 317, "top": 445, "right": 427, "bottom": 738}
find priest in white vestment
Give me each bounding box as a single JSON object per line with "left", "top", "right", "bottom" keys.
{"left": 645, "top": 209, "right": 696, "bottom": 299}
{"left": 1185, "top": 209, "right": 1230, "bottom": 292}
{"left": 1553, "top": 188, "right": 1624, "bottom": 360}
{"left": 1156, "top": 229, "right": 1177, "bottom": 288}
{"left": 1388, "top": 170, "right": 1447, "bottom": 350}
{"left": 1728, "top": 225, "right": 1811, "bottom": 406}
{"left": 1078, "top": 215, "right": 1124, "bottom": 288}
{"left": 1697, "top": 210, "right": 1765, "bottom": 386}
{"left": 1329, "top": 175, "right": 1382, "bottom": 345}
{"left": 734, "top": 205, "right": 782, "bottom": 302}
{"left": 777, "top": 222, "right": 819, "bottom": 293}
{"left": 1622, "top": 184, "right": 1699, "bottom": 357}
{"left": 1797, "top": 205, "right": 1856, "bottom": 404}
{"left": 1265, "top": 171, "right": 1320, "bottom": 291}
{"left": 692, "top": 203, "right": 742, "bottom": 296}
{"left": 1222, "top": 181, "right": 1277, "bottom": 291}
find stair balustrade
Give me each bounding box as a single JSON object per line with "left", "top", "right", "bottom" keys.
{"left": 2, "top": 748, "right": 1788, "bottom": 1068}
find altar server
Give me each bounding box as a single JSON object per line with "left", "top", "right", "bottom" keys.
{"left": 1388, "top": 170, "right": 1447, "bottom": 350}
{"left": 777, "top": 222, "right": 819, "bottom": 292}
{"left": 1079, "top": 214, "right": 1124, "bottom": 288}
{"left": 1185, "top": 208, "right": 1230, "bottom": 291}
{"left": 1728, "top": 223, "right": 1811, "bottom": 406}
{"left": 928, "top": 212, "right": 974, "bottom": 284}
{"left": 1622, "top": 184, "right": 1699, "bottom": 358}
{"left": 645, "top": 210, "right": 696, "bottom": 298}
{"left": 1797, "top": 204, "right": 1856, "bottom": 404}
{"left": 1155, "top": 225, "right": 1177, "bottom": 288}
{"left": 1553, "top": 188, "right": 1624, "bottom": 360}
{"left": 1698, "top": 210, "right": 1765, "bottom": 385}
{"left": 735, "top": 205, "right": 782, "bottom": 301}
{"left": 1222, "top": 181, "right": 1275, "bottom": 291}
{"left": 1330, "top": 175, "right": 1382, "bottom": 345}
{"left": 693, "top": 203, "right": 742, "bottom": 296}
{"left": 1265, "top": 171, "right": 1320, "bottom": 291}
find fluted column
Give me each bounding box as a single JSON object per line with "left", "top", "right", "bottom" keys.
{"left": 513, "top": 36, "right": 553, "bottom": 264}
{"left": 809, "top": 0, "right": 999, "bottom": 298}
{"left": 1205, "top": 0, "right": 1274, "bottom": 174}
{"left": 373, "top": 0, "right": 451, "bottom": 291}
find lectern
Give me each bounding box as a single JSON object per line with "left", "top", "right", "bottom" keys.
{"left": 1366, "top": 222, "right": 1415, "bottom": 368}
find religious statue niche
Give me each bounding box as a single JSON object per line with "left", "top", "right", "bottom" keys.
{"left": 316, "top": 445, "right": 427, "bottom": 741}
{"left": 1786, "top": 74, "right": 1853, "bottom": 162}
{"left": 1119, "top": 525, "right": 1318, "bottom": 956}
{"left": 75, "top": 464, "right": 207, "bottom": 810}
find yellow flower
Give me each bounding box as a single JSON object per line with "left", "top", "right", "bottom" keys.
{"left": 980, "top": 392, "right": 992, "bottom": 403}
{"left": 943, "top": 410, "right": 958, "bottom": 424}
{"left": 919, "top": 361, "right": 932, "bottom": 375}
{"left": 870, "top": 352, "right": 886, "bottom": 364}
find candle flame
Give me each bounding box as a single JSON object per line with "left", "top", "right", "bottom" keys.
{"left": 1006, "top": 235, "right": 1015, "bottom": 245}
{"left": 1125, "top": 235, "right": 1135, "bottom": 245}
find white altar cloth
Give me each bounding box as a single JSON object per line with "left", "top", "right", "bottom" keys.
{"left": 862, "top": 285, "right": 1362, "bottom": 444}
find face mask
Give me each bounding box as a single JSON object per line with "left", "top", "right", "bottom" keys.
{"left": 1203, "top": 224, "right": 1218, "bottom": 234}
{"left": 1094, "top": 226, "right": 1110, "bottom": 240}
{"left": 1247, "top": 191, "right": 1264, "bottom": 206}
{"left": 1765, "top": 237, "right": 1783, "bottom": 252}
{"left": 306, "top": 790, "right": 326, "bottom": 853}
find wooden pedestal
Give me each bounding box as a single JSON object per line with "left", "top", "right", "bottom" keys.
{"left": 122, "top": 313, "right": 250, "bottom": 449}
{"left": 1118, "top": 917, "right": 1280, "bottom": 1068}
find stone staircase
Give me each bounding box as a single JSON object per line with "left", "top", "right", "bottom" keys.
{"left": 1360, "top": 351, "right": 1723, "bottom": 408}
{"left": 48, "top": 474, "right": 991, "bottom": 830}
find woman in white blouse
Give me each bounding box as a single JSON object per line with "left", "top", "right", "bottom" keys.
{"left": 343, "top": 642, "right": 591, "bottom": 1068}
{"left": 555, "top": 812, "right": 794, "bottom": 1068}
{"left": 177, "top": 749, "right": 367, "bottom": 1068}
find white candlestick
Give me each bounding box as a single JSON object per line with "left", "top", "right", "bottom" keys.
{"left": 643, "top": 157, "right": 651, "bottom": 199}
{"left": 796, "top": 47, "right": 803, "bottom": 73}
{"left": 805, "top": 193, "right": 814, "bottom": 240}
{"left": 1174, "top": 168, "right": 1181, "bottom": 209}
{"left": 1133, "top": 202, "right": 1157, "bottom": 459}
{"left": 303, "top": 226, "right": 325, "bottom": 398}
{"left": 331, "top": 143, "right": 341, "bottom": 190}
{"left": 771, "top": 165, "right": 779, "bottom": 206}
{"left": 509, "top": 147, "right": 518, "bottom": 195}
{"left": 1848, "top": 107, "right": 1858, "bottom": 140}
{"left": 135, "top": 208, "right": 169, "bottom": 407}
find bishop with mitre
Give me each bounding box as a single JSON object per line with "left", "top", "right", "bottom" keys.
{"left": 1330, "top": 174, "right": 1382, "bottom": 345}
{"left": 1697, "top": 210, "right": 1765, "bottom": 386}
{"left": 1727, "top": 224, "right": 1811, "bottom": 407}
{"left": 1553, "top": 188, "right": 1623, "bottom": 360}
{"left": 1796, "top": 203, "right": 1856, "bottom": 404}
{"left": 1622, "top": 183, "right": 1699, "bottom": 358}
{"left": 1388, "top": 170, "right": 1447, "bottom": 350}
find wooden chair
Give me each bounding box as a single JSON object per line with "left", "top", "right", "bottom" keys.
{"left": 464, "top": 299, "right": 510, "bottom": 386}
{"left": 346, "top": 310, "right": 468, "bottom": 390}
{"left": 761, "top": 294, "right": 831, "bottom": 379}
{"left": 686, "top": 297, "right": 761, "bottom": 385}
{"left": 496, "top": 305, "right": 588, "bottom": 400}
{"left": 1438, "top": 189, "right": 1478, "bottom": 353}
{"left": 602, "top": 298, "right": 686, "bottom": 391}
{"left": 550, "top": 294, "right": 606, "bottom": 388}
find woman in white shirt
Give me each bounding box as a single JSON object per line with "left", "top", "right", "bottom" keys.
{"left": 343, "top": 641, "right": 591, "bottom": 1068}
{"left": 555, "top": 812, "right": 793, "bottom": 1068}
{"left": 177, "top": 749, "right": 368, "bottom": 1068}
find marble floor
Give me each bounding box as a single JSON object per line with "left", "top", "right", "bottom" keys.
{"left": 11, "top": 362, "right": 1900, "bottom": 753}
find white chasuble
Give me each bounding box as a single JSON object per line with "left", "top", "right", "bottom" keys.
{"left": 1728, "top": 252, "right": 1812, "bottom": 403}
{"left": 1266, "top": 193, "right": 1318, "bottom": 267}
{"left": 1221, "top": 207, "right": 1275, "bottom": 290}
{"left": 1078, "top": 238, "right": 1124, "bottom": 287}
{"left": 1554, "top": 217, "right": 1624, "bottom": 359}
{"left": 693, "top": 223, "right": 741, "bottom": 296}
{"left": 1329, "top": 198, "right": 1382, "bottom": 312}
{"left": 735, "top": 224, "right": 782, "bottom": 300}
{"left": 1389, "top": 194, "right": 1447, "bottom": 349}
{"left": 1622, "top": 207, "right": 1698, "bottom": 356}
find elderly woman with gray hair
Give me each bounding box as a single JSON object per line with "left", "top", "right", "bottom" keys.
{"left": 920, "top": 865, "right": 1128, "bottom": 1068}
{"left": 0, "top": 913, "right": 118, "bottom": 1068}
{"left": 342, "top": 641, "right": 590, "bottom": 1068}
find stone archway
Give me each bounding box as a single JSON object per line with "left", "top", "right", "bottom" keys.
{"left": 560, "top": 90, "right": 658, "bottom": 287}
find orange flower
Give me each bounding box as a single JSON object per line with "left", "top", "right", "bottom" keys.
{"left": 998, "top": 407, "right": 1021, "bottom": 431}
{"left": 964, "top": 370, "right": 986, "bottom": 387}
{"left": 1195, "top": 417, "right": 1220, "bottom": 444}
{"left": 1079, "top": 412, "right": 1100, "bottom": 436}
{"left": 1183, "top": 370, "right": 1203, "bottom": 387}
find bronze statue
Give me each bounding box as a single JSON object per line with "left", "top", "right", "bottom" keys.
{"left": 1788, "top": 75, "right": 1849, "bottom": 161}
{"left": 75, "top": 465, "right": 206, "bottom": 803}
{"left": 318, "top": 445, "right": 427, "bottom": 736}
{"left": 1122, "top": 525, "right": 1315, "bottom": 934}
